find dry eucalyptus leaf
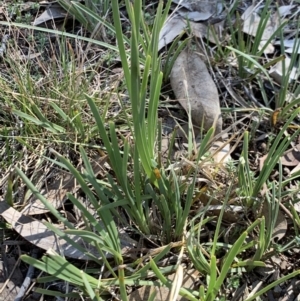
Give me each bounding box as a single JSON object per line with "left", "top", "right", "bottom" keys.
{"left": 272, "top": 209, "right": 287, "bottom": 241}
{"left": 158, "top": 15, "right": 186, "bottom": 51}
{"left": 172, "top": 0, "right": 222, "bottom": 19}
{"left": 280, "top": 144, "right": 300, "bottom": 166}
{"left": 176, "top": 8, "right": 213, "bottom": 21}
{"left": 170, "top": 48, "right": 222, "bottom": 134}
{"left": 261, "top": 202, "right": 287, "bottom": 241}
{"left": 241, "top": 5, "right": 279, "bottom": 40}
{"left": 241, "top": 5, "right": 279, "bottom": 54}
{"left": 278, "top": 5, "right": 296, "bottom": 16}
{"left": 274, "top": 37, "right": 300, "bottom": 54}
{"left": 158, "top": 17, "right": 220, "bottom": 51}
{"left": 211, "top": 140, "right": 231, "bottom": 164}
{"left": 285, "top": 47, "right": 300, "bottom": 54}
{"left": 0, "top": 201, "right": 137, "bottom": 259}
{"left": 32, "top": 5, "right": 68, "bottom": 26}
{"left": 259, "top": 153, "right": 268, "bottom": 171}
{"left": 258, "top": 41, "right": 274, "bottom": 54}
{"left": 190, "top": 21, "right": 221, "bottom": 44}
{"left": 274, "top": 38, "right": 298, "bottom": 48}
{"left": 291, "top": 163, "right": 300, "bottom": 175}
{"left": 269, "top": 56, "right": 298, "bottom": 84}
{"left": 0, "top": 201, "right": 99, "bottom": 259}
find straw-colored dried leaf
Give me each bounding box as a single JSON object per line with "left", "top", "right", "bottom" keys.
{"left": 170, "top": 48, "right": 222, "bottom": 134}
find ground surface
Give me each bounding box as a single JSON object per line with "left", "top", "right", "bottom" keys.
{"left": 1, "top": 1, "right": 300, "bottom": 301}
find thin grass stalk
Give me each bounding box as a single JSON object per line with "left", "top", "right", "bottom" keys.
{"left": 251, "top": 4, "right": 271, "bottom": 55}
{"left": 129, "top": 2, "right": 154, "bottom": 180}
{"left": 196, "top": 128, "right": 215, "bottom": 161}
{"left": 226, "top": 46, "right": 273, "bottom": 82}
{"left": 140, "top": 55, "right": 151, "bottom": 105}
{"left": 111, "top": 3, "right": 131, "bottom": 92}
{"left": 252, "top": 216, "right": 265, "bottom": 262}
{"left": 212, "top": 231, "right": 247, "bottom": 296}
{"left": 244, "top": 270, "right": 300, "bottom": 301}
{"left": 163, "top": 34, "right": 189, "bottom": 81}
{"left": 149, "top": 258, "right": 198, "bottom": 301}
{"left": 81, "top": 270, "right": 98, "bottom": 301}
{"left": 147, "top": 1, "right": 163, "bottom": 150}
{"left": 133, "top": 146, "right": 147, "bottom": 227}
{"left": 186, "top": 222, "right": 211, "bottom": 274}
{"left": 44, "top": 222, "right": 102, "bottom": 263}
{"left": 147, "top": 290, "right": 157, "bottom": 301}
{"left": 87, "top": 97, "right": 149, "bottom": 231}
{"left": 34, "top": 288, "right": 79, "bottom": 298}
{"left": 140, "top": 15, "right": 150, "bottom": 52}
{"left": 253, "top": 108, "right": 300, "bottom": 196}
{"left": 67, "top": 194, "right": 114, "bottom": 242}
{"left": 45, "top": 152, "right": 122, "bottom": 254}
{"left": 174, "top": 174, "right": 195, "bottom": 238}
{"left": 15, "top": 167, "right": 74, "bottom": 229}
{"left": 211, "top": 182, "right": 233, "bottom": 256}
{"left": 64, "top": 229, "right": 122, "bottom": 260}
{"left": 277, "top": 23, "right": 300, "bottom": 108}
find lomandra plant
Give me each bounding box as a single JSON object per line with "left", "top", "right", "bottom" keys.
{"left": 5, "top": 0, "right": 300, "bottom": 300}
{"left": 17, "top": 0, "right": 205, "bottom": 300}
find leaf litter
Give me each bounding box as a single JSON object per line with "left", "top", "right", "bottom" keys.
{"left": 21, "top": 154, "right": 108, "bottom": 215}
{"left": 158, "top": 2, "right": 224, "bottom": 51}
{"left": 0, "top": 256, "right": 23, "bottom": 301}
{"left": 0, "top": 201, "right": 137, "bottom": 260}
{"left": 1, "top": 0, "right": 300, "bottom": 300}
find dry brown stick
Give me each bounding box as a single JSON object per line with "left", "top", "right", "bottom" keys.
{"left": 14, "top": 249, "right": 39, "bottom": 301}
{"left": 0, "top": 256, "right": 21, "bottom": 295}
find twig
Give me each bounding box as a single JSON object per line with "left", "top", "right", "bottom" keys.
{"left": 0, "top": 257, "right": 21, "bottom": 295}
{"left": 14, "top": 249, "right": 39, "bottom": 301}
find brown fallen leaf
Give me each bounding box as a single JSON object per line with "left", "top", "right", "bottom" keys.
{"left": 0, "top": 201, "right": 137, "bottom": 260}
{"left": 32, "top": 4, "right": 68, "bottom": 26}
{"left": 158, "top": 12, "right": 222, "bottom": 52}
{"left": 241, "top": 4, "right": 279, "bottom": 54}
{"left": 280, "top": 144, "right": 300, "bottom": 166}
{"left": 211, "top": 140, "right": 231, "bottom": 164}
{"left": 172, "top": 0, "right": 222, "bottom": 21}
{"left": 260, "top": 144, "right": 300, "bottom": 173}
{"left": 269, "top": 56, "right": 298, "bottom": 84}
{"left": 170, "top": 48, "right": 222, "bottom": 134}
{"left": 271, "top": 209, "right": 287, "bottom": 241}
{"left": 261, "top": 202, "right": 287, "bottom": 241}
{"left": 190, "top": 21, "right": 222, "bottom": 44}
{"left": 158, "top": 15, "right": 186, "bottom": 51}
{"left": 0, "top": 201, "right": 98, "bottom": 259}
